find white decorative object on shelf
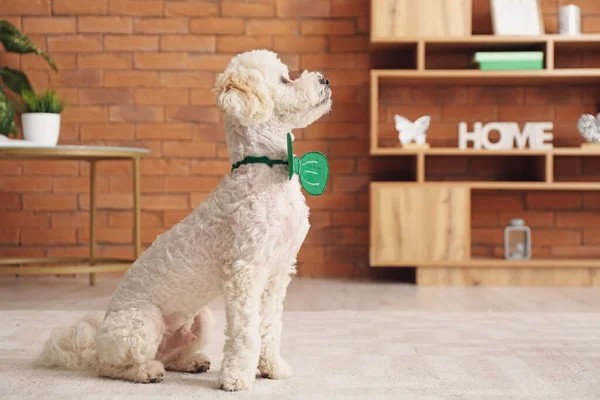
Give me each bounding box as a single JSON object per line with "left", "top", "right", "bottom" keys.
{"left": 504, "top": 218, "right": 531, "bottom": 260}
{"left": 22, "top": 113, "right": 61, "bottom": 146}
{"left": 394, "top": 115, "right": 430, "bottom": 147}
{"left": 458, "top": 122, "right": 553, "bottom": 150}
{"left": 559, "top": 5, "right": 581, "bottom": 35}
{"left": 490, "top": 0, "right": 544, "bottom": 36}
{"left": 577, "top": 113, "right": 600, "bottom": 144}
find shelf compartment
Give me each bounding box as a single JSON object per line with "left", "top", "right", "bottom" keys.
{"left": 426, "top": 155, "right": 546, "bottom": 182}
{"left": 372, "top": 258, "right": 600, "bottom": 268}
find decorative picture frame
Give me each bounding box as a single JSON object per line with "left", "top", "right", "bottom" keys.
{"left": 490, "top": 0, "right": 545, "bottom": 36}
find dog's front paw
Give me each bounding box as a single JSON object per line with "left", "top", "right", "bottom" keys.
{"left": 219, "top": 369, "right": 253, "bottom": 391}
{"left": 259, "top": 357, "right": 293, "bottom": 380}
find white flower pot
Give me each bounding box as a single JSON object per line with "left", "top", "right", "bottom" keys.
{"left": 22, "top": 113, "right": 61, "bottom": 146}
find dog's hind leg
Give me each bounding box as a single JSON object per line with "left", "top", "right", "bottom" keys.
{"left": 96, "top": 304, "right": 166, "bottom": 383}
{"left": 258, "top": 270, "right": 293, "bottom": 380}
{"left": 161, "top": 307, "right": 214, "bottom": 373}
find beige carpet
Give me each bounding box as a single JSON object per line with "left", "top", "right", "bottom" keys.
{"left": 0, "top": 310, "right": 599, "bottom": 399}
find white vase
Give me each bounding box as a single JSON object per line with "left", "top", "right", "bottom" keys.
{"left": 22, "top": 113, "right": 61, "bottom": 146}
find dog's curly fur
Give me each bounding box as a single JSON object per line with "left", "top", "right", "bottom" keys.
{"left": 38, "top": 50, "right": 332, "bottom": 392}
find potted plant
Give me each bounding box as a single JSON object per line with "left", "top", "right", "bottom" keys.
{"left": 21, "top": 90, "right": 64, "bottom": 146}
{"left": 0, "top": 20, "right": 58, "bottom": 139}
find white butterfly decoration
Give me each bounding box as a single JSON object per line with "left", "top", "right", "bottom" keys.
{"left": 394, "top": 115, "right": 431, "bottom": 146}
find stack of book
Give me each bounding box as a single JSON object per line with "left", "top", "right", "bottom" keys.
{"left": 474, "top": 51, "right": 544, "bottom": 70}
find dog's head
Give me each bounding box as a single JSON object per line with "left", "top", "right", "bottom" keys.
{"left": 213, "top": 50, "right": 332, "bottom": 129}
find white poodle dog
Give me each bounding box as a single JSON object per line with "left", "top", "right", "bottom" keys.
{"left": 39, "top": 49, "right": 332, "bottom": 392}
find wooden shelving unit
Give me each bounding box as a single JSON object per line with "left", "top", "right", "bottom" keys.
{"left": 368, "top": 33, "right": 600, "bottom": 286}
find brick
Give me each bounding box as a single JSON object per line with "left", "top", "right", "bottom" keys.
{"left": 329, "top": 158, "right": 355, "bottom": 174}
{"left": 134, "top": 52, "right": 188, "bottom": 69}
{"left": 331, "top": 211, "right": 367, "bottom": 227}
{"left": 294, "top": 140, "right": 329, "bottom": 155}
{"left": 217, "top": 36, "right": 272, "bottom": 53}
{"left": 190, "top": 160, "right": 230, "bottom": 175}
{"left": 188, "top": 55, "right": 232, "bottom": 71}
{"left": 166, "top": 106, "right": 220, "bottom": 123}
{"left": 79, "top": 193, "right": 133, "bottom": 210}
{"left": 583, "top": 193, "right": 600, "bottom": 209}
{"left": 48, "top": 36, "right": 102, "bottom": 53}
{"left": 62, "top": 106, "right": 107, "bottom": 123}
{"left": 301, "top": 54, "right": 351, "bottom": 70}
{"left": 472, "top": 193, "right": 524, "bottom": 211}
{"left": 166, "top": 176, "right": 220, "bottom": 192}
{"left": 54, "top": 0, "right": 106, "bottom": 15}
{"left": 557, "top": 212, "right": 600, "bottom": 227}
{"left": 357, "top": 16, "right": 369, "bottom": 33}
{"left": 471, "top": 228, "right": 502, "bottom": 245}
{"left": 527, "top": 192, "right": 582, "bottom": 210}
{"left": 23, "top": 194, "right": 77, "bottom": 211}
{"left": 277, "top": 0, "right": 330, "bottom": 17}
{"left": 2, "top": 0, "right": 50, "bottom": 15}
{"left": 329, "top": 140, "right": 367, "bottom": 157}
{"left": 555, "top": 105, "right": 588, "bottom": 121}
{"left": 104, "top": 35, "right": 159, "bottom": 51}
{"left": 51, "top": 69, "right": 103, "bottom": 87}
{"left": 159, "top": 71, "right": 213, "bottom": 88}
{"left": 222, "top": 1, "right": 274, "bottom": 17}
{"left": 108, "top": 211, "right": 162, "bottom": 228}
{"left": 443, "top": 105, "right": 497, "bottom": 122}
{"left": 22, "top": 17, "right": 75, "bottom": 34}
{"left": 142, "top": 159, "right": 190, "bottom": 175}
{"left": 134, "top": 88, "right": 189, "bottom": 105}
{"left": 134, "top": 17, "right": 188, "bottom": 33}
{"left": 299, "top": 262, "right": 354, "bottom": 278}
{"left": 273, "top": 36, "right": 327, "bottom": 53}
{"left": 109, "top": 0, "right": 164, "bottom": 16}
{"left": 0, "top": 193, "right": 21, "bottom": 210}
{"left": 331, "top": 176, "right": 369, "bottom": 193}
{"left": 79, "top": 16, "right": 133, "bottom": 33}
{"left": 332, "top": 0, "right": 368, "bottom": 16}
{"left": 105, "top": 71, "right": 159, "bottom": 87}
{"left": 190, "top": 193, "right": 209, "bottom": 206}
{"left": 141, "top": 195, "right": 188, "bottom": 210}
{"left": 499, "top": 211, "right": 554, "bottom": 227}
{"left": 99, "top": 246, "right": 135, "bottom": 259}
{"left": 22, "top": 54, "right": 77, "bottom": 70}
{"left": 499, "top": 106, "right": 553, "bottom": 121}
{"left": 297, "top": 246, "right": 325, "bottom": 263}
{"left": 136, "top": 123, "right": 192, "bottom": 140}
{"left": 0, "top": 177, "right": 51, "bottom": 192}
{"left": 246, "top": 19, "right": 298, "bottom": 35}
{"left": 190, "top": 18, "right": 244, "bottom": 34}
{"left": 552, "top": 246, "right": 600, "bottom": 258}
{"left": 21, "top": 228, "right": 77, "bottom": 245}
{"left": 533, "top": 229, "right": 581, "bottom": 246}
{"left": 323, "top": 70, "right": 368, "bottom": 87}
{"left": 304, "top": 227, "right": 354, "bottom": 245}
{"left": 306, "top": 194, "right": 355, "bottom": 210}
{"left": 78, "top": 88, "right": 132, "bottom": 105}
{"left": 304, "top": 123, "right": 366, "bottom": 140}
{"left": 0, "top": 247, "right": 45, "bottom": 258}
{"left": 3, "top": 211, "right": 50, "bottom": 227}
{"left": 164, "top": 210, "right": 191, "bottom": 226}
{"left": 301, "top": 20, "right": 355, "bottom": 35}
{"left": 583, "top": 229, "right": 600, "bottom": 244}
{"left": 21, "top": 70, "right": 48, "bottom": 89}
{"left": 471, "top": 210, "right": 499, "bottom": 227}
{"left": 81, "top": 124, "right": 135, "bottom": 140}
{"left": 160, "top": 35, "right": 215, "bottom": 52}
{"left": 162, "top": 141, "right": 217, "bottom": 158}
{"left": 52, "top": 177, "right": 106, "bottom": 193}
{"left": 194, "top": 124, "right": 225, "bottom": 141}
{"left": 141, "top": 227, "right": 169, "bottom": 244}
{"left": 109, "top": 106, "right": 163, "bottom": 122}
{"left": 109, "top": 175, "right": 164, "bottom": 193}
{"left": 23, "top": 160, "right": 78, "bottom": 175}
{"left": 78, "top": 53, "right": 132, "bottom": 69}
{"left": 525, "top": 86, "right": 582, "bottom": 105}
{"left": 190, "top": 88, "right": 214, "bottom": 105}
{"left": 78, "top": 227, "right": 132, "bottom": 244}
{"left": 165, "top": 1, "right": 218, "bottom": 16}
{"left": 329, "top": 36, "right": 369, "bottom": 52}
{"left": 324, "top": 246, "right": 367, "bottom": 264}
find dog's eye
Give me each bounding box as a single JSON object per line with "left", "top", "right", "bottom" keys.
{"left": 280, "top": 77, "right": 291, "bottom": 84}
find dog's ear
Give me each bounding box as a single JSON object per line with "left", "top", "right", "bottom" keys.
{"left": 213, "top": 67, "right": 274, "bottom": 126}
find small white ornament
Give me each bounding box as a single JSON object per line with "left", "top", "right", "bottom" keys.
{"left": 458, "top": 122, "right": 553, "bottom": 150}
{"left": 394, "top": 115, "right": 430, "bottom": 146}
{"left": 578, "top": 113, "right": 600, "bottom": 143}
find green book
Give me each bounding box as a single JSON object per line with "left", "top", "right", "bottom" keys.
{"left": 474, "top": 51, "right": 544, "bottom": 71}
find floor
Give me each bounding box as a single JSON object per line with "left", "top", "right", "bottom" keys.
{"left": 1, "top": 274, "right": 600, "bottom": 312}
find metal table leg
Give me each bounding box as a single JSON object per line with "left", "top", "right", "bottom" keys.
{"left": 133, "top": 157, "right": 141, "bottom": 258}
{"left": 89, "top": 160, "right": 97, "bottom": 286}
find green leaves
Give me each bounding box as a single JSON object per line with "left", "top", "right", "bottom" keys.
{"left": 0, "top": 90, "right": 16, "bottom": 137}
{"left": 22, "top": 90, "right": 64, "bottom": 114}
{"left": 0, "top": 67, "right": 32, "bottom": 95}
{"left": 0, "top": 20, "right": 57, "bottom": 71}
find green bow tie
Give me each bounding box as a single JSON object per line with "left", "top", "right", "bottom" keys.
{"left": 230, "top": 132, "right": 329, "bottom": 196}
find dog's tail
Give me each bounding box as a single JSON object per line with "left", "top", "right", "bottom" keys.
{"left": 38, "top": 312, "right": 104, "bottom": 370}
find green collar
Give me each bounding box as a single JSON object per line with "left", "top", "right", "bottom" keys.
{"left": 230, "top": 132, "right": 329, "bottom": 196}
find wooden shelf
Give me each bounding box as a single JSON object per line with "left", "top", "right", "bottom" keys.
{"left": 371, "top": 147, "right": 600, "bottom": 156}
{"left": 372, "top": 258, "right": 600, "bottom": 268}
{"left": 373, "top": 69, "right": 600, "bottom": 84}
{"left": 372, "top": 181, "right": 600, "bottom": 191}
{"left": 371, "top": 34, "right": 600, "bottom": 46}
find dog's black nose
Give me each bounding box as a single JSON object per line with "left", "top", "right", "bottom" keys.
{"left": 319, "top": 76, "right": 330, "bottom": 86}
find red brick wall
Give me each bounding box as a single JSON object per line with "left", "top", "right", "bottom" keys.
{"left": 1, "top": 0, "right": 600, "bottom": 278}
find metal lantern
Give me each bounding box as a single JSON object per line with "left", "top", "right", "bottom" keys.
{"left": 504, "top": 218, "right": 531, "bottom": 260}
